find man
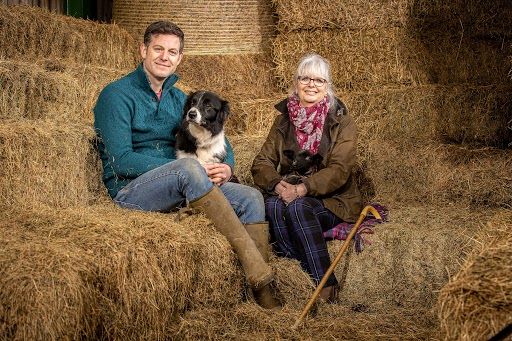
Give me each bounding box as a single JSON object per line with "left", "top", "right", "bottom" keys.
{"left": 94, "top": 21, "right": 280, "bottom": 309}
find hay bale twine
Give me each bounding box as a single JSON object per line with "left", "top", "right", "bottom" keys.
{"left": 113, "top": 0, "right": 275, "bottom": 55}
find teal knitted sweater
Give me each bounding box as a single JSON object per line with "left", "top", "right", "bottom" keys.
{"left": 93, "top": 64, "right": 235, "bottom": 198}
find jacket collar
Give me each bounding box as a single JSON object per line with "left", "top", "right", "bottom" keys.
{"left": 134, "top": 63, "right": 179, "bottom": 94}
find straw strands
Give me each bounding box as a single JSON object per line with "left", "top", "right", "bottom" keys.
{"left": 272, "top": 28, "right": 430, "bottom": 92}
{"left": 0, "top": 60, "right": 130, "bottom": 124}
{"left": 438, "top": 210, "right": 512, "bottom": 340}
{"left": 0, "top": 204, "right": 243, "bottom": 340}
{"left": 0, "top": 4, "right": 139, "bottom": 69}
{"left": 0, "top": 121, "right": 104, "bottom": 209}
{"left": 113, "top": 0, "right": 275, "bottom": 55}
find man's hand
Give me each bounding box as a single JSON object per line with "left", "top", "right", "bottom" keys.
{"left": 204, "top": 163, "right": 232, "bottom": 185}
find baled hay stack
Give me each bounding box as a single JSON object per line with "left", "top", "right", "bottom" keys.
{"left": 0, "top": 60, "right": 80, "bottom": 122}
{"left": 0, "top": 121, "right": 104, "bottom": 209}
{"left": 332, "top": 206, "right": 494, "bottom": 311}
{"left": 178, "top": 53, "right": 278, "bottom": 104}
{"left": 272, "top": 0, "right": 410, "bottom": 32}
{"left": 227, "top": 95, "right": 284, "bottom": 135}
{"left": 0, "top": 204, "right": 244, "bottom": 340}
{"left": 346, "top": 85, "right": 512, "bottom": 149}
{"left": 171, "top": 304, "right": 437, "bottom": 340}
{"left": 229, "top": 133, "right": 268, "bottom": 186}
{"left": 272, "top": 28, "right": 430, "bottom": 92}
{"left": 438, "top": 210, "right": 512, "bottom": 340}
{"left": 0, "top": 4, "right": 138, "bottom": 69}
{"left": 410, "top": 0, "right": 512, "bottom": 36}
{"left": 412, "top": 28, "right": 512, "bottom": 86}
{"left": 0, "top": 60, "right": 129, "bottom": 123}
{"left": 113, "top": 0, "right": 275, "bottom": 55}
{"left": 365, "top": 141, "right": 512, "bottom": 208}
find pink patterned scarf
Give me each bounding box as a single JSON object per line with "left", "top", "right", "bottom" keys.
{"left": 287, "top": 93, "right": 329, "bottom": 155}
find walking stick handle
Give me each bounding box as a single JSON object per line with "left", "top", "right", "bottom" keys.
{"left": 291, "top": 205, "right": 381, "bottom": 330}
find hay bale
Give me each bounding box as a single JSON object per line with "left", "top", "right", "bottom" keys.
{"left": 0, "top": 4, "right": 138, "bottom": 69}
{"left": 0, "top": 203, "right": 244, "bottom": 340}
{"left": 113, "top": 0, "right": 275, "bottom": 55}
{"left": 178, "top": 53, "right": 278, "bottom": 103}
{"left": 412, "top": 28, "right": 512, "bottom": 85}
{"left": 229, "top": 133, "right": 268, "bottom": 186}
{"left": 0, "top": 222, "right": 97, "bottom": 340}
{"left": 365, "top": 141, "right": 512, "bottom": 208}
{"left": 332, "top": 206, "right": 495, "bottom": 311}
{"left": 170, "top": 304, "right": 438, "bottom": 340}
{"left": 0, "top": 121, "right": 104, "bottom": 209}
{"left": 438, "top": 210, "right": 512, "bottom": 340}
{"left": 272, "top": 0, "right": 410, "bottom": 32}
{"left": 272, "top": 28, "right": 430, "bottom": 92}
{"left": 227, "top": 95, "right": 284, "bottom": 135}
{"left": 410, "top": 0, "right": 512, "bottom": 36}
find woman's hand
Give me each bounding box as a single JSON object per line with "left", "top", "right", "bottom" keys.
{"left": 204, "top": 163, "right": 232, "bottom": 185}
{"left": 276, "top": 180, "right": 307, "bottom": 205}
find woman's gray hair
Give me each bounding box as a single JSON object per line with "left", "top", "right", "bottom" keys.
{"left": 289, "top": 53, "right": 336, "bottom": 110}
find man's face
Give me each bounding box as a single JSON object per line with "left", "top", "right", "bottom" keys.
{"left": 140, "top": 33, "right": 183, "bottom": 84}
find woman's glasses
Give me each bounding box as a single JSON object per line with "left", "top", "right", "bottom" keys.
{"left": 298, "top": 76, "right": 327, "bottom": 87}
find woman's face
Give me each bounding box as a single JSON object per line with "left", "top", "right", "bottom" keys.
{"left": 296, "top": 75, "right": 328, "bottom": 107}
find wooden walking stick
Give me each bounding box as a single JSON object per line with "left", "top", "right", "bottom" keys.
{"left": 291, "top": 205, "right": 382, "bottom": 330}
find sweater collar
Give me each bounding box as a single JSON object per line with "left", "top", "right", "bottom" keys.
{"left": 134, "top": 63, "right": 179, "bottom": 93}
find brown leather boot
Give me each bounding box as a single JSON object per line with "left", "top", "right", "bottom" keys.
{"left": 245, "top": 222, "right": 282, "bottom": 310}
{"left": 189, "top": 186, "right": 273, "bottom": 289}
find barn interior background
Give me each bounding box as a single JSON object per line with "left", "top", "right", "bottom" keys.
{"left": 0, "top": 0, "right": 510, "bottom": 340}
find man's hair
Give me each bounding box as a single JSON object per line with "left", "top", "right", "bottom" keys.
{"left": 143, "top": 21, "right": 185, "bottom": 52}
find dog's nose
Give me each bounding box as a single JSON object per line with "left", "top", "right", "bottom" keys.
{"left": 187, "top": 110, "right": 197, "bottom": 119}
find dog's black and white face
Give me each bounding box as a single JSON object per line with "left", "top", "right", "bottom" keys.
{"left": 183, "top": 90, "right": 229, "bottom": 136}
{"left": 175, "top": 91, "right": 229, "bottom": 164}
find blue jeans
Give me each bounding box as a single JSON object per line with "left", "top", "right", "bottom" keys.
{"left": 113, "top": 158, "right": 265, "bottom": 224}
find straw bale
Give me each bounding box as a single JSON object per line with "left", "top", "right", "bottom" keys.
{"left": 272, "top": 28, "right": 430, "bottom": 92}
{"left": 170, "top": 304, "right": 438, "bottom": 340}
{"left": 272, "top": 0, "right": 410, "bottom": 32}
{"left": 178, "top": 53, "right": 278, "bottom": 105}
{"left": 347, "top": 85, "right": 512, "bottom": 149}
{"left": 364, "top": 140, "right": 512, "bottom": 208}
{"left": 412, "top": 28, "right": 512, "bottom": 86}
{"left": 331, "top": 206, "right": 495, "bottom": 312}
{"left": 438, "top": 210, "right": 512, "bottom": 340}
{"left": 410, "top": 0, "right": 512, "bottom": 36}
{"left": 0, "top": 120, "right": 105, "bottom": 209}
{"left": 272, "top": 0, "right": 512, "bottom": 36}
{"left": 0, "top": 221, "right": 97, "bottom": 341}
{"left": 0, "top": 203, "right": 244, "bottom": 340}
{"left": 227, "top": 95, "right": 284, "bottom": 135}
{"left": 229, "top": 133, "right": 268, "bottom": 186}
{"left": 0, "top": 4, "right": 138, "bottom": 69}
{"left": 113, "top": 0, "right": 275, "bottom": 55}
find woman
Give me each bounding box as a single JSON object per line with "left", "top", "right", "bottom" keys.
{"left": 251, "top": 53, "right": 362, "bottom": 302}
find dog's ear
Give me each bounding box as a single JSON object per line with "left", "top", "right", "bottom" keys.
{"left": 217, "top": 99, "right": 230, "bottom": 123}
{"left": 283, "top": 149, "right": 295, "bottom": 160}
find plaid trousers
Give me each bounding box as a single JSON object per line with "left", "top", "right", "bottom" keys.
{"left": 265, "top": 196, "right": 342, "bottom": 287}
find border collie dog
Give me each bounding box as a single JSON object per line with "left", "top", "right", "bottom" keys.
{"left": 175, "top": 91, "right": 229, "bottom": 165}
